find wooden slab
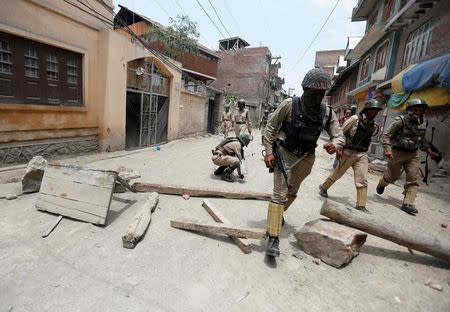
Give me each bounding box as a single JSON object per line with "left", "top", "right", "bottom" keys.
{"left": 132, "top": 182, "right": 271, "bottom": 201}
{"left": 35, "top": 164, "right": 116, "bottom": 225}
{"left": 42, "top": 215, "right": 63, "bottom": 238}
{"left": 202, "top": 200, "right": 252, "bottom": 254}
{"left": 170, "top": 218, "right": 266, "bottom": 240}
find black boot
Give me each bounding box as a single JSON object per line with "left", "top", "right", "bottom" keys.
{"left": 222, "top": 167, "right": 236, "bottom": 182}
{"left": 318, "top": 184, "right": 328, "bottom": 198}
{"left": 266, "top": 236, "right": 280, "bottom": 257}
{"left": 401, "top": 204, "right": 418, "bottom": 215}
{"left": 214, "top": 166, "right": 226, "bottom": 175}
{"left": 376, "top": 184, "right": 385, "bottom": 195}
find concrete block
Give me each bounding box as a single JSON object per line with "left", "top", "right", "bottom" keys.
{"left": 295, "top": 219, "right": 367, "bottom": 268}
{"left": 22, "top": 156, "right": 48, "bottom": 193}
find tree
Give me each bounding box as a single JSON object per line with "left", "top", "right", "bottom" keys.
{"left": 145, "top": 15, "right": 200, "bottom": 59}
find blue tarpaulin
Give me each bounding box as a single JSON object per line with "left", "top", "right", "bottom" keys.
{"left": 403, "top": 53, "right": 450, "bottom": 92}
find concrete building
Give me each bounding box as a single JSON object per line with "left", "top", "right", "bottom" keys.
{"left": 212, "top": 37, "right": 284, "bottom": 125}
{"left": 0, "top": 0, "right": 186, "bottom": 165}
{"left": 314, "top": 49, "right": 346, "bottom": 81}
{"left": 114, "top": 6, "right": 223, "bottom": 143}
{"left": 346, "top": 0, "right": 450, "bottom": 163}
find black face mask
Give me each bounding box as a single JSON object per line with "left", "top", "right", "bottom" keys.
{"left": 301, "top": 93, "right": 324, "bottom": 115}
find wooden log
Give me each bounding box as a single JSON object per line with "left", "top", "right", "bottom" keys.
{"left": 202, "top": 200, "right": 252, "bottom": 254}
{"left": 41, "top": 215, "right": 63, "bottom": 238}
{"left": 122, "top": 192, "right": 159, "bottom": 249}
{"left": 170, "top": 218, "right": 266, "bottom": 240}
{"left": 132, "top": 182, "right": 271, "bottom": 201}
{"left": 320, "top": 201, "right": 450, "bottom": 262}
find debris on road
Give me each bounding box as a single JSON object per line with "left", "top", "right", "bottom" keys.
{"left": 320, "top": 200, "right": 450, "bottom": 263}
{"left": 132, "top": 182, "right": 271, "bottom": 200}
{"left": 295, "top": 219, "right": 367, "bottom": 268}
{"left": 41, "top": 215, "right": 63, "bottom": 238}
{"left": 182, "top": 194, "right": 190, "bottom": 200}
{"left": 425, "top": 279, "right": 443, "bottom": 291}
{"left": 5, "top": 194, "right": 17, "bottom": 200}
{"left": 35, "top": 164, "right": 116, "bottom": 225}
{"left": 22, "top": 156, "right": 48, "bottom": 193}
{"left": 170, "top": 218, "right": 266, "bottom": 239}
{"left": 202, "top": 199, "right": 252, "bottom": 254}
{"left": 441, "top": 223, "right": 448, "bottom": 229}
{"left": 114, "top": 169, "right": 141, "bottom": 193}
{"left": 122, "top": 192, "right": 159, "bottom": 249}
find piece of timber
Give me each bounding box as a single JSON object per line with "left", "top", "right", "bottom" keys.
{"left": 171, "top": 218, "right": 266, "bottom": 240}
{"left": 320, "top": 201, "right": 450, "bottom": 262}
{"left": 41, "top": 215, "right": 63, "bottom": 238}
{"left": 202, "top": 199, "right": 252, "bottom": 254}
{"left": 132, "top": 182, "right": 271, "bottom": 200}
{"left": 36, "top": 164, "right": 116, "bottom": 225}
{"left": 122, "top": 192, "right": 159, "bottom": 249}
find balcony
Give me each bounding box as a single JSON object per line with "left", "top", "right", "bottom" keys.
{"left": 384, "top": 0, "right": 436, "bottom": 31}
{"left": 352, "top": 0, "right": 379, "bottom": 21}
{"left": 345, "top": 24, "right": 385, "bottom": 61}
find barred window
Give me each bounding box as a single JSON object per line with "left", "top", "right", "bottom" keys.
{"left": 67, "top": 56, "right": 78, "bottom": 84}
{"left": 25, "top": 47, "right": 39, "bottom": 78}
{"left": 403, "top": 21, "right": 433, "bottom": 67}
{"left": 47, "top": 53, "right": 58, "bottom": 81}
{"left": 0, "top": 40, "right": 12, "bottom": 74}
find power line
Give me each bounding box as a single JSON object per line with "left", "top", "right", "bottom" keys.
{"left": 222, "top": 0, "right": 242, "bottom": 37}
{"left": 63, "top": 0, "right": 113, "bottom": 27}
{"left": 290, "top": 0, "right": 341, "bottom": 72}
{"left": 207, "top": 0, "right": 232, "bottom": 38}
{"left": 174, "top": 0, "right": 186, "bottom": 14}
{"left": 194, "top": 0, "right": 226, "bottom": 38}
{"left": 152, "top": 0, "right": 171, "bottom": 18}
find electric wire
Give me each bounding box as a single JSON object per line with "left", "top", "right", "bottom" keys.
{"left": 222, "top": 0, "right": 242, "bottom": 37}
{"left": 206, "top": 0, "right": 232, "bottom": 37}
{"left": 290, "top": 0, "right": 341, "bottom": 72}
{"left": 194, "top": 0, "right": 226, "bottom": 38}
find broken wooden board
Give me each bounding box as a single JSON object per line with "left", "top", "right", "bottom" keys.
{"left": 202, "top": 200, "right": 252, "bottom": 254}
{"left": 132, "top": 182, "right": 271, "bottom": 200}
{"left": 42, "top": 215, "right": 63, "bottom": 238}
{"left": 122, "top": 192, "right": 159, "bottom": 249}
{"left": 35, "top": 164, "right": 116, "bottom": 225}
{"left": 171, "top": 218, "right": 266, "bottom": 240}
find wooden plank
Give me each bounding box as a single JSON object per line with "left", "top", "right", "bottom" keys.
{"left": 320, "top": 201, "right": 450, "bottom": 262}
{"left": 35, "top": 165, "right": 115, "bottom": 225}
{"left": 132, "top": 182, "right": 271, "bottom": 201}
{"left": 170, "top": 218, "right": 266, "bottom": 240}
{"left": 41, "top": 215, "right": 63, "bottom": 238}
{"left": 122, "top": 193, "right": 159, "bottom": 249}
{"left": 36, "top": 195, "right": 105, "bottom": 224}
{"left": 39, "top": 176, "right": 113, "bottom": 210}
{"left": 202, "top": 200, "right": 252, "bottom": 254}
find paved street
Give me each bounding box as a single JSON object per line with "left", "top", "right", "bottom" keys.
{"left": 1, "top": 131, "right": 449, "bottom": 312}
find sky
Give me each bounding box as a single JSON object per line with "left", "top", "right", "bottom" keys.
{"left": 113, "top": 0, "right": 366, "bottom": 96}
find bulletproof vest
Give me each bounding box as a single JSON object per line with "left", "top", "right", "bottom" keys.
{"left": 215, "top": 137, "right": 238, "bottom": 151}
{"left": 345, "top": 118, "right": 375, "bottom": 152}
{"left": 281, "top": 97, "right": 328, "bottom": 153}
{"left": 392, "top": 115, "right": 427, "bottom": 151}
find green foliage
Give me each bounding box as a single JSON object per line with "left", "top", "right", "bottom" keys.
{"left": 224, "top": 94, "right": 238, "bottom": 106}
{"left": 145, "top": 15, "right": 200, "bottom": 59}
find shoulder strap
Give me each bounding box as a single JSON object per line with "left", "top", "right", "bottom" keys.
{"left": 292, "top": 96, "right": 301, "bottom": 119}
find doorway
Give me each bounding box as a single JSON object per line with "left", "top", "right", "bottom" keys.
{"left": 207, "top": 97, "right": 215, "bottom": 134}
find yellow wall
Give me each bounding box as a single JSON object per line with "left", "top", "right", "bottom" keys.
{"left": 0, "top": 0, "right": 183, "bottom": 156}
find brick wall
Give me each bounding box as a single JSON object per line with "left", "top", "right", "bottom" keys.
{"left": 178, "top": 91, "right": 208, "bottom": 137}
{"left": 394, "top": 1, "right": 450, "bottom": 73}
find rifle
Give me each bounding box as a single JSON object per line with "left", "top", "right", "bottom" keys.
{"left": 271, "top": 141, "right": 291, "bottom": 189}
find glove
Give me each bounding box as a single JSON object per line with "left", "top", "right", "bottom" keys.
{"left": 384, "top": 151, "right": 393, "bottom": 159}
{"left": 264, "top": 153, "right": 275, "bottom": 169}
{"left": 323, "top": 142, "right": 336, "bottom": 155}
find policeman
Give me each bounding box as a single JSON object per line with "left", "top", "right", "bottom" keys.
{"left": 212, "top": 134, "right": 250, "bottom": 182}
{"left": 263, "top": 68, "right": 345, "bottom": 257}
{"left": 259, "top": 110, "right": 270, "bottom": 144}
{"left": 233, "top": 99, "right": 252, "bottom": 137}
{"left": 376, "top": 98, "right": 438, "bottom": 215}
{"left": 319, "top": 99, "right": 383, "bottom": 212}
{"left": 220, "top": 104, "right": 233, "bottom": 138}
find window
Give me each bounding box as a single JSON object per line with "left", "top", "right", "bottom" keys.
{"left": 67, "top": 56, "right": 78, "bottom": 84}
{"left": 383, "top": 0, "right": 394, "bottom": 22}
{"left": 403, "top": 21, "right": 433, "bottom": 67}
{"left": 360, "top": 55, "right": 371, "bottom": 81}
{"left": 0, "top": 31, "right": 83, "bottom": 106}
{"left": 47, "top": 53, "right": 58, "bottom": 81}
{"left": 367, "top": 13, "right": 377, "bottom": 31}
{"left": 374, "top": 40, "right": 389, "bottom": 71}
{"left": 25, "top": 47, "right": 39, "bottom": 78}
{"left": 0, "top": 40, "right": 12, "bottom": 74}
